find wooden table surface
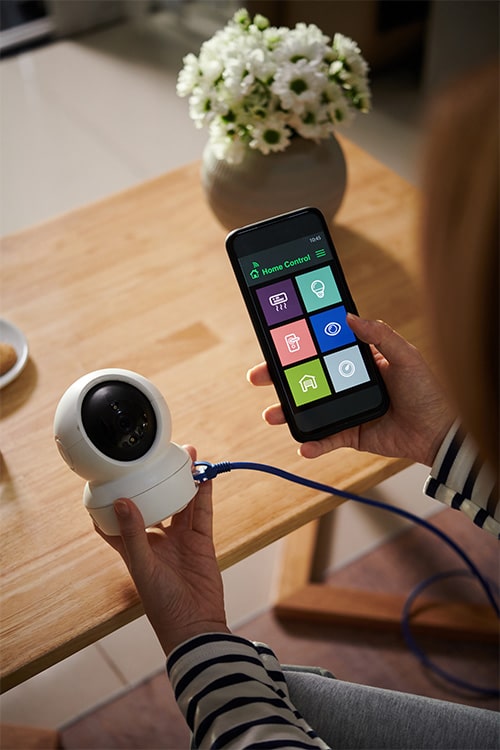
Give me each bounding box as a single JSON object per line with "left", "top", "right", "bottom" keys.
{"left": 1, "top": 136, "right": 424, "bottom": 691}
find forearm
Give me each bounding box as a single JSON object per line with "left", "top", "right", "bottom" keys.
{"left": 167, "top": 633, "right": 331, "bottom": 749}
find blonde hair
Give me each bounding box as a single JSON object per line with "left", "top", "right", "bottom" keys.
{"left": 421, "top": 61, "right": 499, "bottom": 477}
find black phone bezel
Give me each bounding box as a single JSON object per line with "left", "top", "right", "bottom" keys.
{"left": 225, "top": 207, "right": 389, "bottom": 442}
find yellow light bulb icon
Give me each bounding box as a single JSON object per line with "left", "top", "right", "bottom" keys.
{"left": 311, "top": 279, "right": 325, "bottom": 299}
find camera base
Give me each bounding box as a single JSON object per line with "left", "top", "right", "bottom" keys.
{"left": 83, "top": 443, "right": 197, "bottom": 535}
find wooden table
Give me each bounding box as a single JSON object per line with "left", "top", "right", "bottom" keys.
{"left": 1, "top": 137, "right": 424, "bottom": 692}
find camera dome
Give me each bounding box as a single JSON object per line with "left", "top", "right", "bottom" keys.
{"left": 55, "top": 368, "right": 196, "bottom": 534}
{"left": 81, "top": 380, "right": 157, "bottom": 461}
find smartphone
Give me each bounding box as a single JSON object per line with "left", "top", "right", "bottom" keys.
{"left": 225, "top": 207, "right": 389, "bottom": 442}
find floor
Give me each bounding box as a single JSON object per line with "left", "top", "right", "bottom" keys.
{"left": 0, "top": 2, "right": 456, "bottom": 739}
{"left": 60, "top": 507, "right": 499, "bottom": 749}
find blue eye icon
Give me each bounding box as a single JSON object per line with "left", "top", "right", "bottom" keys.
{"left": 324, "top": 321, "right": 342, "bottom": 336}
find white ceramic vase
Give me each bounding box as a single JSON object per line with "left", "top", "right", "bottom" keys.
{"left": 201, "top": 134, "right": 347, "bottom": 230}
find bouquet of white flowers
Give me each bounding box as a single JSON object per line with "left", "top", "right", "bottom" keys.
{"left": 177, "top": 8, "right": 371, "bottom": 164}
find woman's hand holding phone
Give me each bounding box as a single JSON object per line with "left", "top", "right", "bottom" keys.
{"left": 248, "top": 315, "right": 454, "bottom": 468}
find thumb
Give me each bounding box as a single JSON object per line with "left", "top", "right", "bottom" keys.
{"left": 347, "top": 314, "right": 419, "bottom": 367}
{"left": 113, "top": 498, "right": 152, "bottom": 569}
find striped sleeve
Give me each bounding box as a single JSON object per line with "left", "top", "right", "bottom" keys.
{"left": 167, "top": 633, "right": 331, "bottom": 749}
{"left": 424, "top": 421, "right": 500, "bottom": 537}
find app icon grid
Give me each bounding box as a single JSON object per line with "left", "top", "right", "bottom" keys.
{"left": 255, "top": 268, "right": 371, "bottom": 406}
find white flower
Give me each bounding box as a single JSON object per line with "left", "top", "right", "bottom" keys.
{"left": 208, "top": 119, "right": 247, "bottom": 164}
{"left": 272, "top": 59, "right": 325, "bottom": 114}
{"left": 249, "top": 114, "right": 292, "bottom": 154}
{"left": 332, "top": 33, "right": 367, "bottom": 74}
{"left": 323, "top": 80, "right": 355, "bottom": 125}
{"left": 176, "top": 8, "right": 371, "bottom": 162}
{"left": 273, "top": 22, "right": 329, "bottom": 65}
{"left": 188, "top": 79, "right": 227, "bottom": 129}
{"left": 176, "top": 53, "right": 200, "bottom": 97}
{"left": 222, "top": 57, "right": 250, "bottom": 102}
{"left": 290, "top": 110, "right": 331, "bottom": 141}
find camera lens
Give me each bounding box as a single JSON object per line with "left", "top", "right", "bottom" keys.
{"left": 82, "top": 381, "right": 157, "bottom": 461}
{"left": 117, "top": 412, "right": 133, "bottom": 432}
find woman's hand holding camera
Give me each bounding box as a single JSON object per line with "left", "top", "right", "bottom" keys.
{"left": 248, "top": 315, "right": 454, "bottom": 468}
{"left": 95, "top": 445, "right": 229, "bottom": 657}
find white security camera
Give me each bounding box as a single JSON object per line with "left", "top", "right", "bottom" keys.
{"left": 54, "top": 369, "right": 197, "bottom": 535}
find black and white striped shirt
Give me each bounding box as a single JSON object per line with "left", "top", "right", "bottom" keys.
{"left": 167, "top": 633, "right": 331, "bottom": 749}
{"left": 424, "top": 421, "right": 499, "bottom": 537}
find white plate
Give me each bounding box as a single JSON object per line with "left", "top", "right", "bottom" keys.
{"left": 0, "top": 319, "right": 29, "bottom": 389}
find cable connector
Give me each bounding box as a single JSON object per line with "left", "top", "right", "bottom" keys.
{"left": 193, "top": 461, "right": 232, "bottom": 481}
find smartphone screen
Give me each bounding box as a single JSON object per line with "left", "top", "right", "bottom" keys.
{"left": 225, "top": 207, "right": 389, "bottom": 442}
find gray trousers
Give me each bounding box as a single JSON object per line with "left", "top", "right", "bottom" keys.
{"left": 283, "top": 668, "right": 500, "bottom": 749}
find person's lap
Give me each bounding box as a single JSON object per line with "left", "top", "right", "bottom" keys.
{"left": 283, "top": 669, "right": 499, "bottom": 750}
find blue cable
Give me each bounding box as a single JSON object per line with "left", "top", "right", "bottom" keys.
{"left": 401, "top": 569, "right": 500, "bottom": 697}
{"left": 193, "top": 459, "right": 499, "bottom": 696}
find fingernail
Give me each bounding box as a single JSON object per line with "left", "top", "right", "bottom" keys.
{"left": 114, "top": 499, "right": 130, "bottom": 518}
